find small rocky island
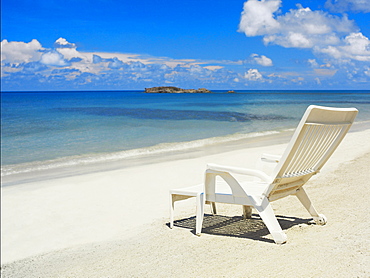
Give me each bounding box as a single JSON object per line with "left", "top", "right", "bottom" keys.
{"left": 145, "top": 86, "right": 212, "bottom": 94}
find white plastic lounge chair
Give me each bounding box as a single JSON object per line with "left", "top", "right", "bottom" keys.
{"left": 169, "top": 154, "right": 279, "bottom": 235}
{"left": 169, "top": 154, "right": 281, "bottom": 236}
{"left": 198, "top": 105, "right": 358, "bottom": 244}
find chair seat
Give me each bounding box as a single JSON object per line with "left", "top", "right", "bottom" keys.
{"left": 213, "top": 179, "right": 268, "bottom": 196}
{"left": 170, "top": 181, "right": 267, "bottom": 197}
{"left": 210, "top": 179, "right": 268, "bottom": 205}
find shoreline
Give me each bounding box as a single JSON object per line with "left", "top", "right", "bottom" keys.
{"left": 3, "top": 120, "right": 370, "bottom": 187}
{"left": 1, "top": 128, "right": 295, "bottom": 187}
{"left": 1, "top": 126, "right": 370, "bottom": 276}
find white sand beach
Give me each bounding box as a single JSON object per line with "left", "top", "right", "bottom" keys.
{"left": 1, "top": 128, "right": 370, "bottom": 277}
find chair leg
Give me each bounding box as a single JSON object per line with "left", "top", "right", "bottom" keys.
{"left": 211, "top": 202, "right": 217, "bottom": 215}
{"left": 295, "top": 188, "right": 327, "bottom": 225}
{"left": 169, "top": 193, "right": 175, "bottom": 229}
{"left": 254, "top": 198, "right": 287, "bottom": 244}
{"left": 195, "top": 192, "right": 205, "bottom": 236}
{"left": 205, "top": 201, "right": 217, "bottom": 214}
{"left": 243, "top": 205, "right": 252, "bottom": 219}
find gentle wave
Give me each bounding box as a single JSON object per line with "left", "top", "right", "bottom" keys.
{"left": 1, "top": 130, "right": 286, "bottom": 177}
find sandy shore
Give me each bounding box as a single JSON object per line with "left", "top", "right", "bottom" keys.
{"left": 1, "top": 128, "right": 370, "bottom": 277}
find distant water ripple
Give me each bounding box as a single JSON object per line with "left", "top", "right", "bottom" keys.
{"left": 56, "top": 107, "right": 291, "bottom": 122}
{"left": 181, "top": 100, "right": 370, "bottom": 108}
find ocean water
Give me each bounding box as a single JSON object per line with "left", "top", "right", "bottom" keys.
{"left": 1, "top": 90, "right": 370, "bottom": 178}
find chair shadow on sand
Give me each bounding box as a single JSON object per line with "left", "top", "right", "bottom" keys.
{"left": 169, "top": 214, "right": 313, "bottom": 244}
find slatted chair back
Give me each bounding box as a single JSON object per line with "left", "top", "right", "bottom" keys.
{"left": 265, "top": 105, "right": 358, "bottom": 201}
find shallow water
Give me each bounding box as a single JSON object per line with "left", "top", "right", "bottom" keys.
{"left": 1, "top": 90, "right": 369, "bottom": 178}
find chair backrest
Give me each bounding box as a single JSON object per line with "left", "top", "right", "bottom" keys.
{"left": 265, "top": 105, "right": 358, "bottom": 201}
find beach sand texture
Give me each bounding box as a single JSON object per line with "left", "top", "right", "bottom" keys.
{"left": 1, "top": 129, "right": 370, "bottom": 277}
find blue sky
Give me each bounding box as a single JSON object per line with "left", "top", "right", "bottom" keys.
{"left": 1, "top": 0, "right": 370, "bottom": 91}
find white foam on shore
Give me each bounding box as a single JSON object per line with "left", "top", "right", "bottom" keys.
{"left": 1, "top": 129, "right": 286, "bottom": 177}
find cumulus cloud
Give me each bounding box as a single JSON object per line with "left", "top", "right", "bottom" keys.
{"left": 1, "top": 39, "right": 43, "bottom": 63}
{"left": 249, "top": 53, "right": 273, "bottom": 66}
{"left": 238, "top": 0, "right": 370, "bottom": 63}
{"left": 315, "top": 32, "right": 370, "bottom": 62}
{"left": 108, "top": 57, "right": 126, "bottom": 69}
{"left": 93, "top": 54, "right": 104, "bottom": 64}
{"left": 244, "top": 68, "right": 263, "bottom": 80}
{"left": 239, "top": 0, "right": 357, "bottom": 49}
{"left": 40, "top": 51, "right": 69, "bottom": 66}
{"left": 54, "top": 37, "right": 77, "bottom": 48}
{"left": 325, "top": 0, "right": 370, "bottom": 13}
{"left": 54, "top": 38, "right": 88, "bottom": 61}
{"left": 239, "top": 0, "right": 281, "bottom": 36}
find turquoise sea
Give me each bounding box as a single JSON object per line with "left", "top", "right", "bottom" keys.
{"left": 1, "top": 90, "right": 370, "bottom": 179}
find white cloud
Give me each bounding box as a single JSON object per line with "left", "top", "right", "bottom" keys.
{"left": 1, "top": 39, "right": 43, "bottom": 63}
{"left": 87, "top": 51, "right": 142, "bottom": 63}
{"left": 244, "top": 68, "right": 263, "bottom": 80}
{"left": 2, "top": 37, "right": 368, "bottom": 90}
{"left": 239, "top": 1, "right": 356, "bottom": 49}
{"left": 204, "top": 65, "right": 224, "bottom": 70}
{"left": 2, "top": 38, "right": 245, "bottom": 89}
{"left": 53, "top": 38, "right": 90, "bottom": 63}
{"left": 250, "top": 53, "right": 273, "bottom": 66}
{"left": 364, "top": 67, "right": 370, "bottom": 77}
{"left": 308, "top": 59, "right": 334, "bottom": 69}
{"left": 1, "top": 38, "right": 243, "bottom": 81}
{"left": 54, "top": 37, "right": 77, "bottom": 48}
{"left": 325, "top": 0, "right": 370, "bottom": 13}
{"left": 239, "top": 0, "right": 281, "bottom": 36}
{"left": 338, "top": 32, "right": 370, "bottom": 61}
{"left": 40, "top": 51, "right": 69, "bottom": 66}
{"left": 108, "top": 57, "right": 126, "bottom": 69}
{"left": 308, "top": 59, "right": 319, "bottom": 68}
{"left": 316, "top": 32, "right": 370, "bottom": 62}
{"left": 238, "top": 0, "right": 369, "bottom": 64}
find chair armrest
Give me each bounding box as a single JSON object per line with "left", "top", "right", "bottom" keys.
{"left": 261, "top": 153, "right": 281, "bottom": 163}
{"left": 207, "top": 163, "right": 272, "bottom": 183}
